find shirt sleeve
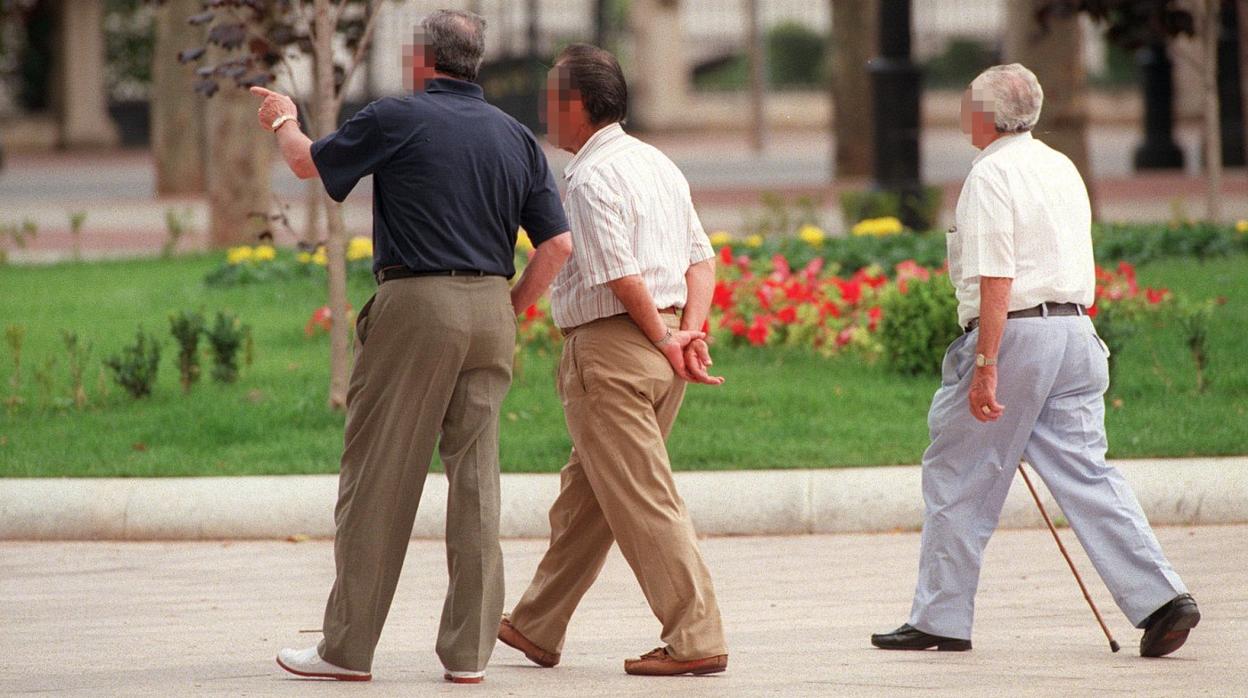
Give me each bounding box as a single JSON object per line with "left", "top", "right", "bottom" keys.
{"left": 687, "top": 197, "right": 715, "bottom": 264}
{"left": 958, "top": 169, "right": 1016, "bottom": 281}
{"left": 519, "top": 136, "right": 571, "bottom": 246}
{"left": 310, "top": 103, "right": 392, "bottom": 203}
{"left": 566, "top": 180, "right": 639, "bottom": 287}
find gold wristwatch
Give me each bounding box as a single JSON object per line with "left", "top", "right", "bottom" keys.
{"left": 975, "top": 353, "right": 997, "bottom": 367}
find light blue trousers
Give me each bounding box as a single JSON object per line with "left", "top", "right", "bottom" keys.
{"left": 908, "top": 315, "right": 1187, "bottom": 641}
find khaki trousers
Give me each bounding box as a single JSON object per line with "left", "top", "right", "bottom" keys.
{"left": 317, "top": 276, "right": 515, "bottom": 673}
{"left": 509, "top": 314, "right": 728, "bottom": 661}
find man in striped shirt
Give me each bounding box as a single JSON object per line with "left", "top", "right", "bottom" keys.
{"left": 496, "top": 44, "right": 730, "bottom": 677}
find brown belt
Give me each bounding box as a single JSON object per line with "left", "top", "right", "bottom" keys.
{"left": 560, "top": 307, "right": 678, "bottom": 337}
{"left": 965, "top": 302, "right": 1087, "bottom": 333}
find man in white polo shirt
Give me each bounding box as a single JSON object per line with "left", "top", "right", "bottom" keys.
{"left": 871, "top": 64, "right": 1199, "bottom": 658}
{"left": 495, "top": 43, "right": 729, "bottom": 677}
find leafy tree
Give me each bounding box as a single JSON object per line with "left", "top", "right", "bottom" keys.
{"left": 158, "top": 0, "right": 388, "bottom": 409}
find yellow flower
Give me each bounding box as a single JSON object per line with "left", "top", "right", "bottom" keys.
{"left": 709, "top": 231, "right": 734, "bottom": 247}
{"left": 798, "top": 224, "right": 826, "bottom": 247}
{"left": 516, "top": 228, "right": 534, "bottom": 253}
{"left": 1237, "top": 219, "right": 1248, "bottom": 234}
{"left": 296, "top": 251, "right": 313, "bottom": 264}
{"left": 851, "top": 216, "right": 905, "bottom": 237}
{"left": 346, "top": 236, "right": 373, "bottom": 262}
{"left": 253, "top": 244, "right": 277, "bottom": 262}
{"left": 744, "top": 234, "right": 764, "bottom": 249}
{"left": 226, "top": 245, "right": 254, "bottom": 265}
{"left": 311, "top": 246, "right": 328, "bottom": 267}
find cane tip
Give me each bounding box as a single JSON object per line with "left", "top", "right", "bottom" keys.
{"left": 1110, "top": 640, "right": 1121, "bottom": 653}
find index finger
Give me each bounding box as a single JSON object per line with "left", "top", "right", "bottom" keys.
{"left": 249, "top": 86, "right": 278, "bottom": 99}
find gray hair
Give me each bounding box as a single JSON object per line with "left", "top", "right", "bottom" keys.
{"left": 419, "top": 10, "right": 487, "bottom": 82}
{"left": 969, "top": 63, "right": 1044, "bottom": 133}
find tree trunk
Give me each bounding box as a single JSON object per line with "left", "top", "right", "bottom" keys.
{"left": 1005, "top": 1, "right": 1097, "bottom": 217}
{"left": 1203, "top": 0, "right": 1223, "bottom": 221}
{"left": 204, "top": 55, "right": 272, "bottom": 247}
{"left": 314, "top": 0, "right": 350, "bottom": 411}
{"left": 1240, "top": 0, "right": 1248, "bottom": 167}
{"left": 151, "top": 0, "right": 206, "bottom": 195}
{"left": 830, "top": 0, "right": 877, "bottom": 178}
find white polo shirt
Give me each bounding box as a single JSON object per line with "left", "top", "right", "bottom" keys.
{"left": 550, "top": 123, "right": 715, "bottom": 329}
{"left": 948, "top": 131, "right": 1096, "bottom": 327}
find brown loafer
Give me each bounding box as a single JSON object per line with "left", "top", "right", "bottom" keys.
{"left": 498, "top": 616, "right": 560, "bottom": 668}
{"left": 624, "top": 647, "right": 727, "bottom": 676}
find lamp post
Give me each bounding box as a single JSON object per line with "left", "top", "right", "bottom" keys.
{"left": 868, "top": 0, "right": 923, "bottom": 229}
{"left": 1133, "top": 42, "right": 1185, "bottom": 170}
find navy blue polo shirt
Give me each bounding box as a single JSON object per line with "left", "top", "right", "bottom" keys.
{"left": 309, "top": 77, "right": 568, "bottom": 277}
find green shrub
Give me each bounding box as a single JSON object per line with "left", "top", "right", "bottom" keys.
{"left": 878, "top": 274, "right": 961, "bottom": 376}
{"left": 169, "top": 310, "right": 205, "bottom": 394}
{"left": 840, "top": 187, "right": 943, "bottom": 231}
{"left": 922, "top": 37, "right": 997, "bottom": 89}
{"left": 768, "top": 22, "right": 827, "bottom": 88}
{"left": 1176, "top": 299, "right": 1215, "bottom": 394}
{"left": 61, "top": 330, "right": 91, "bottom": 408}
{"left": 1093, "top": 222, "right": 1247, "bottom": 266}
{"left": 205, "top": 311, "right": 250, "bottom": 384}
{"left": 104, "top": 327, "right": 162, "bottom": 399}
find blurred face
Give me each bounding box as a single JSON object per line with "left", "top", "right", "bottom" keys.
{"left": 543, "top": 64, "right": 590, "bottom": 152}
{"left": 961, "top": 88, "right": 1000, "bottom": 150}
{"left": 403, "top": 34, "right": 439, "bottom": 91}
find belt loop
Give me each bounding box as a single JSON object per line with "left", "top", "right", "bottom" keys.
{"left": 1041, "top": 302, "right": 1049, "bottom": 319}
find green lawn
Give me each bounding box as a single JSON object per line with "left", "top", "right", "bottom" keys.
{"left": 1, "top": 253, "right": 1245, "bottom": 477}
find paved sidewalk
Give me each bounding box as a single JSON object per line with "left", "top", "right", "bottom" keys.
{"left": 2, "top": 526, "right": 1243, "bottom": 696}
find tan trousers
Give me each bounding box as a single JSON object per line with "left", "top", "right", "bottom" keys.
{"left": 317, "top": 276, "right": 515, "bottom": 673}
{"left": 509, "top": 314, "right": 728, "bottom": 661}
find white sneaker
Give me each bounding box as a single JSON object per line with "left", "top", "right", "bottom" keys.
{"left": 276, "top": 646, "right": 371, "bottom": 681}
{"left": 443, "top": 669, "right": 486, "bottom": 684}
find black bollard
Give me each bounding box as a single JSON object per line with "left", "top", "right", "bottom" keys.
{"left": 869, "top": 0, "right": 925, "bottom": 230}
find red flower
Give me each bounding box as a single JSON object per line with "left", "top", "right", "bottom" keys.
{"left": 729, "top": 318, "right": 748, "bottom": 337}
{"left": 305, "top": 305, "right": 334, "bottom": 336}
{"left": 747, "top": 316, "right": 771, "bottom": 346}
{"left": 833, "top": 278, "right": 862, "bottom": 306}
{"left": 820, "top": 301, "right": 842, "bottom": 320}
{"left": 524, "top": 304, "right": 543, "bottom": 320}
{"left": 802, "top": 257, "right": 825, "bottom": 280}
{"left": 777, "top": 305, "right": 798, "bottom": 324}
{"left": 835, "top": 327, "right": 855, "bottom": 347}
{"left": 768, "top": 253, "right": 788, "bottom": 280}
{"left": 868, "top": 306, "right": 882, "bottom": 331}
{"left": 755, "top": 285, "right": 775, "bottom": 310}
{"left": 1145, "top": 288, "right": 1169, "bottom": 305}
{"left": 1087, "top": 304, "right": 1098, "bottom": 318}
{"left": 720, "top": 245, "right": 734, "bottom": 265}
{"left": 712, "top": 280, "right": 735, "bottom": 311}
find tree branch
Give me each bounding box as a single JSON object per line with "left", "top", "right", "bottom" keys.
{"left": 332, "top": 0, "right": 384, "bottom": 116}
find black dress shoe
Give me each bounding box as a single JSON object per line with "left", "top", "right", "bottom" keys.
{"left": 871, "top": 624, "right": 972, "bottom": 651}
{"left": 1140, "top": 594, "right": 1200, "bottom": 658}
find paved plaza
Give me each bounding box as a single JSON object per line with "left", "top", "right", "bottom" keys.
{"left": 2, "top": 525, "right": 1244, "bottom": 696}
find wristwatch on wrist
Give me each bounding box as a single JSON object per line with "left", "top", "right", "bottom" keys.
{"left": 653, "top": 329, "right": 674, "bottom": 348}
{"left": 270, "top": 114, "right": 297, "bottom": 133}
{"left": 975, "top": 353, "right": 997, "bottom": 368}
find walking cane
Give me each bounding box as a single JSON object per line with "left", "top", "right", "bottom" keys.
{"left": 1017, "top": 462, "right": 1121, "bottom": 653}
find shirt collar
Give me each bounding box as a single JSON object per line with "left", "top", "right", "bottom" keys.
{"left": 565, "top": 122, "right": 627, "bottom": 180}
{"left": 424, "top": 77, "right": 485, "bottom": 101}
{"left": 973, "top": 130, "right": 1032, "bottom": 165}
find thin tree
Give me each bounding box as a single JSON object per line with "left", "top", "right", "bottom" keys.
{"left": 162, "top": 0, "right": 387, "bottom": 409}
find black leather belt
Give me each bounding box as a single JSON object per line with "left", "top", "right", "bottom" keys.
{"left": 965, "top": 302, "right": 1087, "bottom": 333}
{"left": 375, "top": 266, "right": 498, "bottom": 284}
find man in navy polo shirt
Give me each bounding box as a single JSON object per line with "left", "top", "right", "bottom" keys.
{"left": 252, "top": 10, "right": 572, "bottom": 685}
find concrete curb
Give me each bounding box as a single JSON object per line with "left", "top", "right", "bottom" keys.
{"left": 1, "top": 458, "right": 1245, "bottom": 540}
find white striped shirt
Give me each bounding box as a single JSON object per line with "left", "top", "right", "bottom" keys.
{"left": 550, "top": 123, "right": 715, "bottom": 329}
